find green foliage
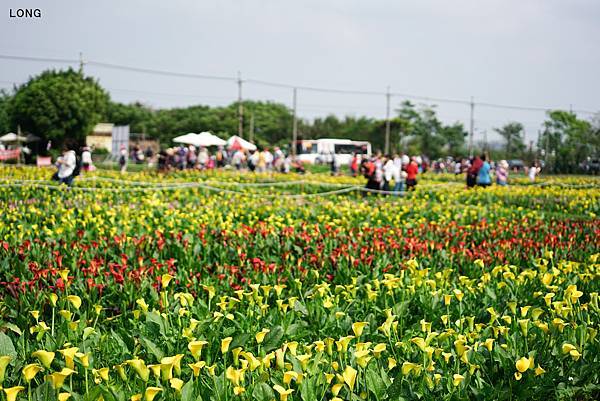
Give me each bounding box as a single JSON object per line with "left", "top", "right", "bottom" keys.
{"left": 495, "top": 122, "right": 526, "bottom": 159}
{"left": 0, "top": 90, "right": 12, "bottom": 134}
{"left": 9, "top": 69, "right": 109, "bottom": 147}
{"left": 539, "top": 111, "right": 596, "bottom": 173}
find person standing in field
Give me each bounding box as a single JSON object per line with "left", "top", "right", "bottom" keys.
{"left": 81, "top": 146, "right": 93, "bottom": 172}
{"left": 119, "top": 145, "right": 127, "bottom": 174}
{"left": 477, "top": 154, "right": 492, "bottom": 187}
{"left": 496, "top": 160, "right": 509, "bottom": 186}
{"left": 528, "top": 162, "right": 540, "bottom": 183}
{"left": 405, "top": 156, "right": 419, "bottom": 191}
{"left": 467, "top": 155, "right": 482, "bottom": 188}
{"left": 56, "top": 147, "right": 77, "bottom": 186}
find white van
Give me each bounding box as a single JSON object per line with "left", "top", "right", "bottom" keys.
{"left": 296, "top": 138, "right": 371, "bottom": 165}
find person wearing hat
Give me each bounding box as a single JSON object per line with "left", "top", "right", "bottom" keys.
{"left": 496, "top": 160, "right": 509, "bottom": 186}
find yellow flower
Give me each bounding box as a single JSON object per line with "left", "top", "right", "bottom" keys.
{"left": 161, "top": 274, "right": 174, "bottom": 288}
{"left": 388, "top": 357, "right": 397, "bottom": 370}
{"left": 0, "top": 355, "right": 12, "bottom": 383}
{"left": 256, "top": 328, "right": 270, "bottom": 344}
{"left": 474, "top": 259, "right": 485, "bottom": 268}
{"left": 66, "top": 295, "right": 82, "bottom": 310}
{"left": 233, "top": 386, "right": 246, "bottom": 395}
{"left": 332, "top": 383, "right": 344, "bottom": 396}
{"left": 49, "top": 293, "right": 59, "bottom": 307}
{"left": 453, "top": 289, "right": 464, "bottom": 302}
{"left": 444, "top": 294, "right": 452, "bottom": 305}
{"left": 373, "top": 343, "right": 386, "bottom": 357}
{"left": 46, "top": 368, "right": 76, "bottom": 389}
{"left": 131, "top": 395, "right": 142, "bottom": 401}
{"left": 483, "top": 338, "right": 494, "bottom": 352}
{"left": 32, "top": 350, "right": 55, "bottom": 368}
{"left": 283, "top": 370, "right": 298, "bottom": 385}
{"left": 144, "top": 387, "right": 162, "bottom": 401}
{"left": 59, "top": 269, "right": 70, "bottom": 282}
{"left": 342, "top": 365, "right": 357, "bottom": 390}
{"left": 126, "top": 358, "right": 149, "bottom": 382}
{"left": 534, "top": 365, "right": 546, "bottom": 376}
{"left": 189, "top": 361, "right": 206, "bottom": 377}
{"left": 562, "top": 343, "right": 577, "bottom": 354}
{"left": 515, "top": 356, "right": 534, "bottom": 373}
{"left": 354, "top": 350, "right": 372, "bottom": 368}
{"left": 22, "top": 363, "right": 43, "bottom": 382}
{"left": 136, "top": 298, "right": 149, "bottom": 313}
{"left": 92, "top": 367, "right": 110, "bottom": 383}
{"left": 221, "top": 337, "right": 233, "bottom": 354}
{"left": 273, "top": 384, "right": 294, "bottom": 401}
{"left": 170, "top": 377, "right": 184, "bottom": 392}
{"left": 4, "top": 386, "right": 25, "bottom": 401}
{"left": 59, "top": 347, "right": 79, "bottom": 370}
{"left": 58, "top": 393, "right": 71, "bottom": 401}
{"left": 75, "top": 352, "right": 90, "bottom": 368}
{"left": 30, "top": 310, "right": 40, "bottom": 320}
{"left": 514, "top": 372, "right": 522, "bottom": 380}
{"left": 452, "top": 374, "right": 465, "bottom": 386}
{"left": 188, "top": 340, "right": 208, "bottom": 360}
{"left": 518, "top": 319, "right": 529, "bottom": 337}
{"left": 352, "top": 322, "right": 368, "bottom": 337}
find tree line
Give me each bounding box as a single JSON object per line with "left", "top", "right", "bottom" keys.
{"left": 0, "top": 68, "right": 598, "bottom": 172}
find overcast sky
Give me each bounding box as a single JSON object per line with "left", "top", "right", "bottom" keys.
{"left": 2, "top": 0, "right": 599, "bottom": 144}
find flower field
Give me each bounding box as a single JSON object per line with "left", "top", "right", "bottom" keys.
{"left": 0, "top": 167, "right": 599, "bottom": 401}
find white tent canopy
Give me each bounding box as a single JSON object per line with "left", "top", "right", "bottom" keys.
{"left": 172, "top": 133, "right": 198, "bottom": 145}
{"left": 173, "top": 132, "right": 226, "bottom": 147}
{"left": 0, "top": 133, "right": 28, "bottom": 142}
{"left": 227, "top": 135, "right": 257, "bottom": 151}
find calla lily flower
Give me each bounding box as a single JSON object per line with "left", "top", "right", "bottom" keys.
{"left": 32, "top": 350, "right": 55, "bottom": 368}
{"left": 22, "top": 363, "right": 43, "bottom": 382}
{"left": 4, "top": 386, "right": 25, "bottom": 401}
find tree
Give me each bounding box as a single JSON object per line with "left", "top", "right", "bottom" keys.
{"left": 9, "top": 69, "right": 109, "bottom": 148}
{"left": 0, "top": 90, "right": 11, "bottom": 134}
{"left": 539, "top": 110, "right": 594, "bottom": 173}
{"left": 495, "top": 122, "right": 526, "bottom": 159}
{"left": 107, "top": 101, "right": 154, "bottom": 134}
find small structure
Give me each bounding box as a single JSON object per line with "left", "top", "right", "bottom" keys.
{"left": 86, "top": 123, "right": 114, "bottom": 151}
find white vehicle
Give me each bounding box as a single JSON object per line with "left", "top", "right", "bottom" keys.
{"left": 295, "top": 138, "right": 371, "bottom": 165}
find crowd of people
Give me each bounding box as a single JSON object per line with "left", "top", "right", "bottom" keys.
{"left": 353, "top": 152, "right": 542, "bottom": 195}
{"left": 154, "top": 145, "right": 307, "bottom": 174}
{"left": 51, "top": 143, "right": 543, "bottom": 192}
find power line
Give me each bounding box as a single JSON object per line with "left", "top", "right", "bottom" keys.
{"left": 0, "top": 53, "right": 598, "bottom": 115}
{"left": 86, "top": 60, "right": 236, "bottom": 82}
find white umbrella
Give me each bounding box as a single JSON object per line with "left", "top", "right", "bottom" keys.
{"left": 173, "top": 133, "right": 199, "bottom": 145}
{"left": 227, "top": 135, "right": 257, "bottom": 151}
{"left": 195, "top": 132, "right": 226, "bottom": 147}
{"left": 0, "top": 132, "right": 28, "bottom": 142}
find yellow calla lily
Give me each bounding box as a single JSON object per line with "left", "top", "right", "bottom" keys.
{"left": 342, "top": 365, "right": 357, "bottom": 390}
{"left": 22, "top": 363, "right": 43, "bottom": 382}
{"left": 4, "top": 386, "right": 25, "bottom": 401}
{"left": 352, "top": 321, "right": 368, "bottom": 337}
{"left": 46, "top": 368, "right": 76, "bottom": 389}
{"left": 273, "top": 384, "right": 294, "bottom": 401}
{"left": 0, "top": 355, "right": 12, "bottom": 383}
{"left": 221, "top": 336, "right": 233, "bottom": 354}
{"left": 144, "top": 387, "right": 162, "bottom": 401}
{"left": 32, "top": 350, "right": 55, "bottom": 368}
{"left": 66, "top": 295, "right": 82, "bottom": 310}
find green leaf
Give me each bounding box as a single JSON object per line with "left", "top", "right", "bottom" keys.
{"left": 366, "top": 364, "right": 386, "bottom": 400}
{"left": 252, "top": 382, "right": 275, "bottom": 401}
{"left": 293, "top": 301, "right": 308, "bottom": 316}
{"left": 230, "top": 333, "right": 250, "bottom": 350}
{"left": 182, "top": 378, "right": 195, "bottom": 401}
{"left": 385, "top": 374, "right": 404, "bottom": 401}
{"left": 140, "top": 337, "right": 164, "bottom": 362}
{"left": 0, "top": 332, "right": 16, "bottom": 359}
{"left": 300, "top": 375, "right": 317, "bottom": 401}
{"left": 262, "top": 325, "right": 284, "bottom": 352}
{"left": 4, "top": 322, "right": 22, "bottom": 336}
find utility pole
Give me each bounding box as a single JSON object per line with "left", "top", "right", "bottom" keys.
{"left": 79, "top": 52, "right": 84, "bottom": 74}
{"left": 292, "top": 87, "right": 298, "bottom": 156}
{"left": 249, "top": 113, "right": 254, "bottom": 144}
{"left": 237, "top": 71, "right": 243, "bottom": 138}
{"left": 468, "top": 96, "right": 474, "bottom": 157}
{"left": 385, "top": 86, "right": 391, "bottom": 155}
